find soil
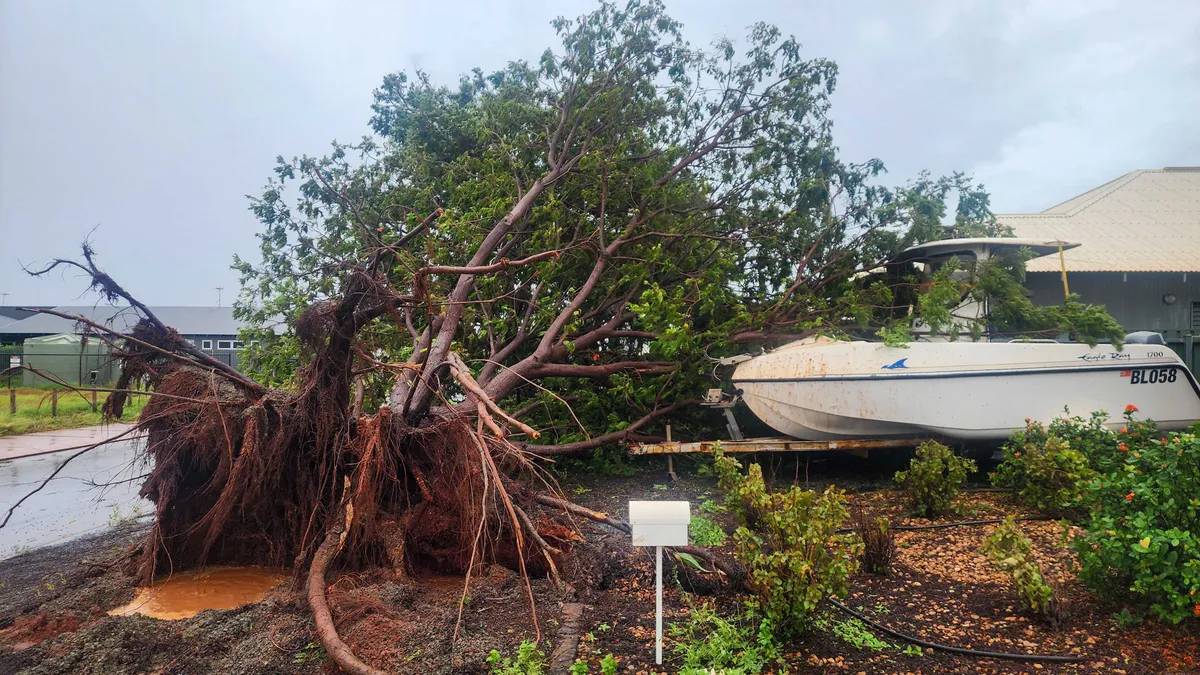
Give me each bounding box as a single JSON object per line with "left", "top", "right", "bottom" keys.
{"left": 1, "top": 451, "right": 1197, "bottom": 674}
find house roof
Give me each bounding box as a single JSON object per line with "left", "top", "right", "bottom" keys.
{"left": 0, "top": 306, "right": 243, "bottom": 336}
{"left": 0, "top": 307, "right": 50, "bottom": 322}
{"left": 996, "top": 167, "right": 1200, "bottom": 273}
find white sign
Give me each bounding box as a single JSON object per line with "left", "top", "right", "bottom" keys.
{"left": 8, "top": 355, "right": 19, "bottom": 368}
{"left": 629, "top": 500, "right": 690, "bottom": 665}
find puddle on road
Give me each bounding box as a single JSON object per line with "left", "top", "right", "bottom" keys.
{"left": 108, "top": 566, "right": 289, "bottom": 620}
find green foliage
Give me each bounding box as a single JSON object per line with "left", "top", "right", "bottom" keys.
{"left": 569, "top": 660, "right": 588, "bottom": 675}
{"left": 599, "top": 654, "right": 618, "bottom": 675}
{"left": 292, "top": 641, "right": 325, "bottom": 664}
{"left": 993, "top": 424, "right": 1096, "bottom": 518}
{"left": 555, "top": 445, "right": 638, "bottom": 477}
{"left": 894, "top": 441, "right": 976, "bottom": 518}
{"left": 674, "top": 551, "right": 711, "bottom": 573}
{"left": 670, "top": 599, "right": 776, "bottom": 675}
{"left": 980, "top": 517, "right": 1056, "bottom": 615}
{"left": 714, "top": 449, "right": 861, "bottom": 637}
{"left": 1073, "top": 430, "right": 1200, "bottom": 623}
{"left": 875, "top": 323, "right": 912, "bottom": 348}
{"left": 823, "top": 617, "right": 892, "bottom": 651}
{"left": 486, "top": 640, "right": 547, "bottom": 675}
{"left": 688, "top": 514, "right": 728, "bottom": 547}
{"left": 913, "top": 249, "right": 1125, "bottom": 346}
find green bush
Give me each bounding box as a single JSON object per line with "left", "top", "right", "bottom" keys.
{"left": 992, "top": 427, "right": 1096, "bottom": 518}
{"left": 1006, "top": 406, "right": 1162, "bottom": 476}
{"left": 688, "top": 513, "right": 727, "bottom": 547}
{"left": 487, "top": 640, "right": 547, "bottom": 674}
{"left": 714, "top": 449, "right": 861, "bottom": 638}
{"left": 1073, "top": 430, "right": 1200, "bottom": 623}
{"left": 894, "top": 441, "right": 976, "bottom": 518}
{"left": 980, "top": 516, "right": 1056, "bottom": 615}
{"left": 669, "top": 599, "right": 775, "bottom": 675}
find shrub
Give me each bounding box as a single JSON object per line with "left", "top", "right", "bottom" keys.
{"left": 992, "top": 429, "right": 1095, "bottom": 518}
{"left": 487, "top": 640, "right": 547, "bottom": 675}
{"left": 1073, "top": 430, "right": 1200, "bottom": 623}
{"left": 669, "top": 598, "right": 775, "bottom": 674}
{"left": 980, "top": 516, "right": 1057, "bottom": 616}
{"left": 851, "top": 510, "right": 896, "bottom": 575}
{"left": 689, "top": 513, "right": 728, "bottom": 547}
{"left": 1008, "top": 406, "right": 1162, "bottom": 477}
{"left": 714, "top": 449, "right": 862, "bottom": 638}
{"left": 894, "top": 441, "right": 976, "bottom": 518}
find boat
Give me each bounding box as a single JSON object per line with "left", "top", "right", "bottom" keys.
{"left": 730, "top": 238, "right": 1200, "bottom": 442}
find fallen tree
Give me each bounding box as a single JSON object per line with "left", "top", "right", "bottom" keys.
{"left": 8, "top": 3, "right": 1125, "bottom": 671}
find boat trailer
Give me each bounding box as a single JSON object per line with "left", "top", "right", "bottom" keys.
{"left": 629, "top": 436, "right": 921, "bottom": 458}
{"left": 628, "top": 389, "right": 926, "bottom": 477}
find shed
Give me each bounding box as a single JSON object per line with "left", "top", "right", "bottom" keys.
{"left": 21, "top": 333, "right": 117, "bottom": 387}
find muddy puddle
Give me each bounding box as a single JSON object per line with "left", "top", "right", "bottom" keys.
{"left": 108, "top": 566, "right": 288, "bottom": 620}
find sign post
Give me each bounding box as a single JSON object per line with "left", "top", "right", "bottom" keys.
{"left": 628, "top": 500, "right": 690, "bottom": 665}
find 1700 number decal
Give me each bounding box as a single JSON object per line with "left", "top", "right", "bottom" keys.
{"left": 1129, "top": 368, "right": 1177, "bottom": 385}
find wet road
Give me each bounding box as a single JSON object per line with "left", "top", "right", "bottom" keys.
{"left": 0, "top": 439, "right": 154, "bottom": 559}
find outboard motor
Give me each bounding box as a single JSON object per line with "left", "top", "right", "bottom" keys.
{"left": 1125, "top": 331, "right": 1167, "bottom": 345}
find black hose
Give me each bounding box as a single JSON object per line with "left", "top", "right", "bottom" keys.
{"left": 828, "top": 599, "right": 1087, "bottom": 664}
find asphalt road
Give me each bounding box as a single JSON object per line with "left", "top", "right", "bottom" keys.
{"left": 0, "top": 437, "right": 153, "bottom": 559}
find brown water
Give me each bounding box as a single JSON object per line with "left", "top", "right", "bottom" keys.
{"left": 108, "top": 566, "right": 288, "bottom": 620}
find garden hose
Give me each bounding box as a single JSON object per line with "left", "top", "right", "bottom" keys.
{"left": 828, "top": 598, "right": 1087, "bottom": 664}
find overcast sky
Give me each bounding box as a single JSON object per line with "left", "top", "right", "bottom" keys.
{"left": 2, "top": 0, "right": 1198, "bottom": 306}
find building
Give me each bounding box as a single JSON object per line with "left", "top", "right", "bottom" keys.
{"left": 997, "top": 167, "right": 1200, "bottom": 369}
{"left": 0, "top": 306, "right": 247, "bottom": 383}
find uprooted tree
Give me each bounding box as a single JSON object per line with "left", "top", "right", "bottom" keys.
{"left": 14, "top": 2, "right": 1124, "bottom": 672}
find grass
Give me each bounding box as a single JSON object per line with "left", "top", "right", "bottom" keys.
{"left": 0, "top": 387, "right": 146, "bottom": 437}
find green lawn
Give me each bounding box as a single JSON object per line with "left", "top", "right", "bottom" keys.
{"left": 0, "top": 388, "right": 146, "bottom": 437}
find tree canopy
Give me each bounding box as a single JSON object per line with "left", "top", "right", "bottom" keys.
{"left": 233, "top": 0, "right": 1122, "bottom": 451}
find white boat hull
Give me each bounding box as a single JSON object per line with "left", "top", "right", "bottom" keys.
{"left": 731, "top": 341, "right": 1200, "bottom": 442}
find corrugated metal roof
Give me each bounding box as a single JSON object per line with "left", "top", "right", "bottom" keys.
{"left": 997, "top": 168, "right": 1200, "bottom": 272}
{"left": 0, "top": 306, "right": 243, "bottom": 336}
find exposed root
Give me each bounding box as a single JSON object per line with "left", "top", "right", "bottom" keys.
{"left": 307, "top": 479, "right": 386, "bottom": 675}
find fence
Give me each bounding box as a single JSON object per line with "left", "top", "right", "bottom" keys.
{"left": 5, "top": 386, "right": 106, "bottom": 416}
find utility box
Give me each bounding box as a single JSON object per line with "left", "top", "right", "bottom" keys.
{"left": 628, "top": 500, "right": 690, "bottom": 547}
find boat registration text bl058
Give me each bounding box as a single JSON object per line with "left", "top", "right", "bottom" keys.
{"left": 1124, "top": 367, "right": 1179, "bottom": 385}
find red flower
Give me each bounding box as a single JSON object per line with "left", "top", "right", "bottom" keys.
{"left": 1195, "top": 605, "right": 1200, "bottom": 616}
{"left": 1126, "top": 492, "right": 1135, "bottom": 501}
{"left": 1119, "top": 427, "right": 1128, "bottom": 434}
{"left": 1119, "top": 443, "right": 1128, "bottom": 452}
{"left": 1125, "top": 404, "right": 1139, "bottom": 414}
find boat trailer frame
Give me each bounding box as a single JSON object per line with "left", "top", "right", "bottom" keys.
{"left": 629, "top": 436, "right": 921, "bottom": 458}
{"left": 629, "top": 389, "right": 926, "bottom": 478}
